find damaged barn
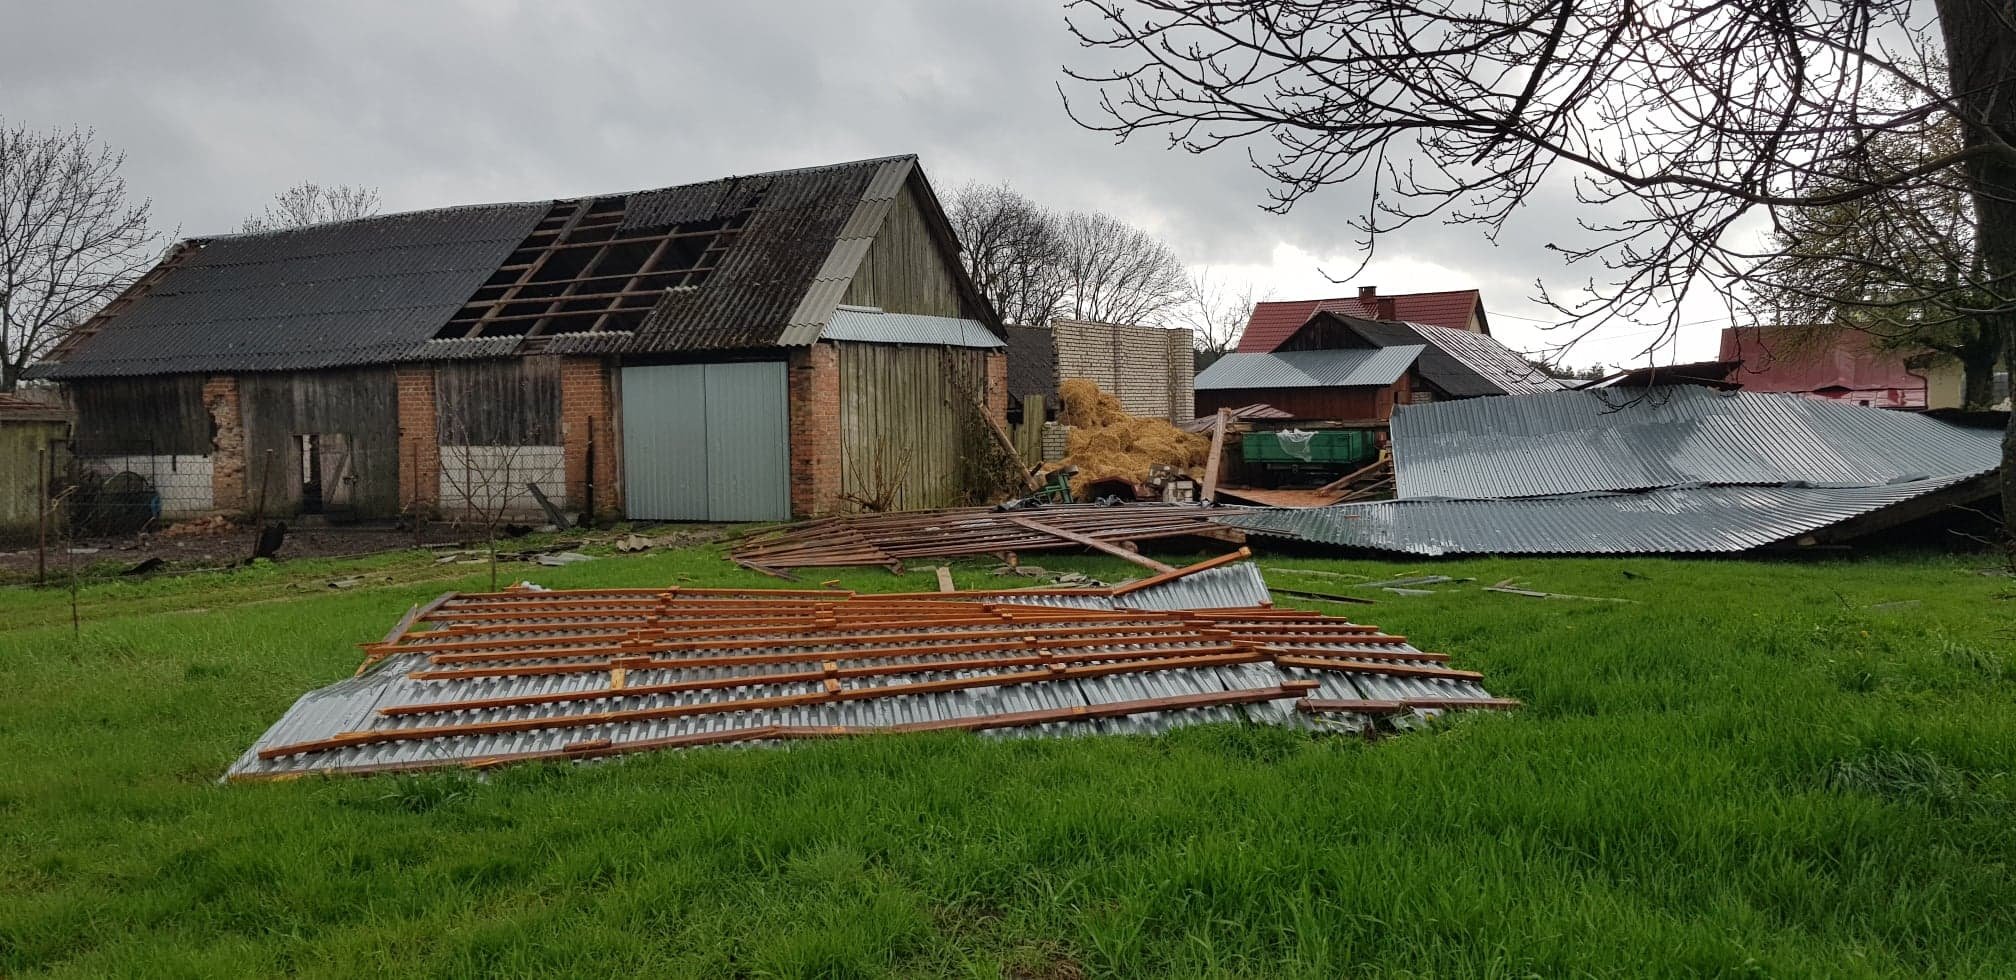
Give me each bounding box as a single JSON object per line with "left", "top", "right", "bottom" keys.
{"left": 27, "top": 155, "right": 1012, "bottom": 527}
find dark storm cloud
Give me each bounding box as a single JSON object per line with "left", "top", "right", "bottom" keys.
{"left": 0, "top": 0, "right": 1722, "bottom": 362}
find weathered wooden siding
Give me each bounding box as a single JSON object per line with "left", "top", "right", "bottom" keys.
{"left": 239, "top": 368, "right": 401, "bottom": 516}
{"left": 68, "top": 376, "right": 209, "bottom": 454}
{"left": 0, "top": 420, "right": 68, "bottom": 538}
{"left": 434, "top": 357, "right": 561, "bottom": 445}
{"left": 841, "top": 179, "right": 973, "bottom": 319}
{"left": 836, "top": 343, "right": 988, "bottom": 511}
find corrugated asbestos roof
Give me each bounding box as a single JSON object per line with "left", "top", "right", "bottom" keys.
{"left": 1345, "top": 319, "right": 1560, "bottom": 397}
{"left": 1217, "top": 475, "right": 1992, "bottom": 555}
{"left": 28, "top": 204, "right": 549, "bottom": 379}
{"left": 1195, "top": 346, "right": 1424, "bottom": 390}
{"left": 1391, "top": 386, "right": 2004, "bottom": 499}
{"left": 226, "top": 561, "right": 1513, "bottom": 779}
{"left": 822, "top": 306, "right": 1004, "bottom": 348}
{"left": 35, "top": 155, "right": 979, "bottom": 377}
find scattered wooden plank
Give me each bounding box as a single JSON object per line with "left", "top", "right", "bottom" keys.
{"left": 1006, "top": 515, "right": 1175, "bottom": 572}
{"left": 1201, "top": 408, "right": 1230, "bottom": 503}
{"left": 935, "top": 566, "right": 956, "bottom": 593}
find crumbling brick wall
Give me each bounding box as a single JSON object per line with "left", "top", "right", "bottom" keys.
{"left": 201, "top": 375, "right": 244, "bottom": 512}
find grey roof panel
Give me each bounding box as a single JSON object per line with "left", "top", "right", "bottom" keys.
{"left": 821, "top": 307, "right": 1005, "bottom": 349}
{"left": 1194, "top": 346, "right": 1424, "bottom": 390}
{"left": 1391, "top": 386, "right": 2003, "bottom": 499}
{"left": 30, "top": 203, "right": 549, "bottom": 378}
{"left": 1218, "top": 476, "right": 1991, "bottom": 555}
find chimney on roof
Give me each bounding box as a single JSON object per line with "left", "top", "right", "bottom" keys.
{"left": 1358, "top": 285, "right": 1377, "bottom": 302}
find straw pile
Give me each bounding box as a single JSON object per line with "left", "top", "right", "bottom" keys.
{"left": 1052, "top": 379, "right": 1210, "bottom": 498}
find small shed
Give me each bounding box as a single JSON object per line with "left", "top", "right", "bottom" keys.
{"left": 0, "top": 393, "right": 70, "bottom": 541}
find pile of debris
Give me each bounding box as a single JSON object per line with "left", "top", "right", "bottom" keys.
{"left": 228, "top": 554, "right": 1513, "bottom": 780}
{"left": 730, "top": 502, "right": 1242, "bottom": 575}
{"left": 1048, "top": 379, "right": 1211, "bottom": 499}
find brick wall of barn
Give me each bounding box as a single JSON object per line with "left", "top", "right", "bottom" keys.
{"left": 789, "top": 343, "right": 843, "bottom": 517}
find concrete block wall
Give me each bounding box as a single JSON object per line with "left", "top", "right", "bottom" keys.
{"left": 438, "top": 445, "right": 565, "bottom": 519}
{"left": 1052, "top": 319, "right": 1195, "bottom": 422}
{"left": 81, "top": 454, "right": 215, "bottom": 517}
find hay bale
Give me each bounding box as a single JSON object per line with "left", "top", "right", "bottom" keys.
{"left": 1049, "top": 381, "right": 1209, "bottom": 498}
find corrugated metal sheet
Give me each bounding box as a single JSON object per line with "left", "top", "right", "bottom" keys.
{"left": 226, "top": 574, "right": 1507, "bottom": 779}
{"left": 1195, "top": 346, "right": 1423, "bottom": 390}
{"left": 620, "top": 362, "right": 789, "bottom": 521}
{"left": 822, "top": 307, "right": 1005, "bottom": 348}
{"left": 1390, "top": 386, "right": 2004, "bottom": 499}
{"left": 1217, "top": 475, "right": 1992, "bottom": 555}
{"left": 1342, "top": 319, "right": 1560, "bottom": 397}
{"left": 30, "top": 204, "right": 549, "bottom": 379}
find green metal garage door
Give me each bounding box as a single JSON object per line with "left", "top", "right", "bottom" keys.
{"left": 620, "top": 362, "right": 789, "bottom": 521}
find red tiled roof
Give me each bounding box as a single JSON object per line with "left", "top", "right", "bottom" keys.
{"left": 1237, "top": 289, "right": 1484, "bottom": 353}
{"left": 0, "top": 392, "right": 71, "bottom": 421}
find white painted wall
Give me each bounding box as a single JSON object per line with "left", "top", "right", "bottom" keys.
{"left": 438, "top": 445, "right": 565, "bottom": 519}
{"left": 80, "top": 454, "right": 214, "bottom": 517}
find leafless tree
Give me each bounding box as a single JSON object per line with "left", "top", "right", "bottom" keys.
{"left": 1181, "top": 267, "right": 1267, "bottom": 354}
{"left": 1061, "top": 0, "right": 2016, "bottom": 528}
{"left": 947, "top": 181, "right": 1072, "bottom": 326}
{"left": 438, "top": 414, "right": 550, "bottom": 591}
{"left": 1058, "top": 210, "right": 1191, "bottom": 324}
{"left": 0, "top": 122, "right": 158, "bottom": 391}
{"left": 241, "top": 182, "right": 381, "bottom": 233}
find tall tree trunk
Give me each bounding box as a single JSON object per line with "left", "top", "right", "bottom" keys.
{"left": 1935, "top": 0, "right": 2016, "bottom": 541}
{"left": 1956, "top": 328, "right": 2005, "bottom": 410}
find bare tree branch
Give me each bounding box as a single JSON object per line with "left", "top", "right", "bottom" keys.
{"left": 240, "top": 182, "right": 381, "bottom": 233}
{"left": 0, "top": 121, "right": 158, "bottom": 390}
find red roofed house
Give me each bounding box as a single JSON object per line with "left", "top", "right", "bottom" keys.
{"left": 1718, "top": 325, "right": 2010, "bottom": 411}
{"left": 1236, "top": 285, "right": 1489, "bottom": 354}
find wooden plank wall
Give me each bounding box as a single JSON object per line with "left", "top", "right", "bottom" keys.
{"left": 67, "top": 376, "right": 209, "bottom": 454}
{"left": 841, "top": 180, "right": 974, "bottom": 319}
{"left": 836, "top": 343, "right": 988, "bottom": 511}
{"left": 434, "top": 357, "right": 561, "bottom": 445}
{"left": 239, "top": 367, "right": 401, "bottom": 517}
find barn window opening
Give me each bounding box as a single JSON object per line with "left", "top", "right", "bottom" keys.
{"left": 434, "top": 192, "right": 759, "bottom": 344}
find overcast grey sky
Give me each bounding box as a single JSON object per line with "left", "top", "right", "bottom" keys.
{"left": 1, "top": 0, "right": 1729, "bottom": 366}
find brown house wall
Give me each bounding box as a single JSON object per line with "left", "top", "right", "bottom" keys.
{"left": 1196, "top": 382, "right": 1400, "bottom": 422}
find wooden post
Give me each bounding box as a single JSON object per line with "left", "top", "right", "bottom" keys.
{"left": 36, "top": 447, "right": 47, "bottom": 584}
{"left": 1201, "top": 408, "right": 1230, "bottom": 503}
{"left": 248, "top": 448, "right": 274, "bottom": 561}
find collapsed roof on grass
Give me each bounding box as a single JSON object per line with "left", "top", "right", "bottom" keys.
{"left": 1215, "top": 386, "right": 2004, "bottom": 556}
{"left": 227, "top": 557, "right": 1514, "bottom": 780}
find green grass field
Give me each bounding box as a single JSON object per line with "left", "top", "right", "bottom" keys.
{"left": 3, "top": 540, "right": 2014, "bottom": 977}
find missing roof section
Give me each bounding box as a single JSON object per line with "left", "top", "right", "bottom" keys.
{"left": 433, "top": 185, "right": 767, "bottom": 346}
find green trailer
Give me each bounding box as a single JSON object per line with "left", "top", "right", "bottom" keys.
{"left": 1241, "top": 429, "right": 1379, "bottom": 465}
